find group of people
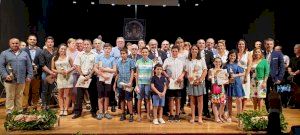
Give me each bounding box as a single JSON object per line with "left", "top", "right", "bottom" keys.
{"left": 1, "top": 35, "right": 300, "bottom": 125}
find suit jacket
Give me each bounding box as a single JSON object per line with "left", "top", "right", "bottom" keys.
{"left": 266, "top": 51, "right": 285, "bottom": 82}
{"left": 148, "top": 50, "right": 167, "bottom": 63}
{"left": 22, "top": 46, "right": 43, "bottom": 76}
{"left": 203, "top": 50, "right": 214, "bottom": 70}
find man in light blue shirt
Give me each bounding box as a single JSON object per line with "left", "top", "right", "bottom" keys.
{"left": 0, "top": 38, "right": 33, "bottom": 114}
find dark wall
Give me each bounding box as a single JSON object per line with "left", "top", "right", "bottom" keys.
{"left": 1, "top": 0, "right": 300, "bottom": 56}
{"left": 0, "top": 0, "right": 29, "bottom": 50}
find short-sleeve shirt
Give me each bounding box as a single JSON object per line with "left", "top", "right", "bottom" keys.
{"left": 136, "top": 57, "right": 153, "bottom": 85}
{"left": 163, "top": 57, "right": 185, "bottom": 89}
{"left": 151, "top": 75, "right": 167, "bottom": 95}
{"left": 95, "top": 55, "right": 115, "bottom": 69}
{"left": 185, "top": 59, "right": 207, "bottom": 77}
{"left": 74, "top": 51, "right": 95, "bottom": 75}
{"left": 116, "top": 58, "right": 135, "bottom": 88}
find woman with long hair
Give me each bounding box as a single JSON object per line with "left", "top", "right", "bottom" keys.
{"left": 51, "top": 43, "right": 75, "bottom": 116}
{"left": 185, "top": 45, "right": 207, "bottom": 124}
{"left": 250, "top": 48, "right": 269, "bottom": 111}
{"left": 236, "top": 39, "right": 251, "bottom": 111}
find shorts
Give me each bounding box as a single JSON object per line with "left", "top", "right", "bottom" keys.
{"left": 118, "top": 88, "right": 133, "bottom": 101}
{"left": 168, "top": 89, "right": 182, "bottom": 99}
{"left": 97, "top": 81, "right": 111, "bottom": 98}
{"left": 136, "top": 84, "right": 151, "bottom": 100}
{"left": 152, "top": 95, "right": 165, "bottom": 107}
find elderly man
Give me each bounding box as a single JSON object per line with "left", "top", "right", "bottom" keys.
{"left": 206, "top": 38, "right": 217, "bottom": 56}
{"left": 0, "top": 38, "right": 33, "bottom": 114}
{"left": 148, "top": 39, "right": 167, "bottom": 64}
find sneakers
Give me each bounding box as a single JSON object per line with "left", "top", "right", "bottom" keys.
{"left": 97, "top": 113, "right": 104, "bottom": 120}
{"left": 153, "top": 119, "right": 159, "bottom": 125}
{"left": 63, "top": 110, "right": 68, "bottom": 116}
{"left": 59, "top": 110, "right": 64, "bottom": 116}
{"left": 120, "top": 114, "right": 126, "bottom": 121}
{"left": 129, "top": 114, "right": 134, "bottom": 122}
{"left": 158, "top": 118, "right": 166, "bottom": 124}
{"left": 174, "top": 115, "right": 180, "bottom": 122}
{"left": 168, "top": 115, "right": 174, "bottom": 122}
{"left": 104, "top": 113, "right": 113, "bottom": 119}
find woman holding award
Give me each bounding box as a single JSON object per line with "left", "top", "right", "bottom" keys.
{"left": 51, "top": 44, "right": 75, "bottom": 116}
{"left": 185, "top": 45, "right": 207, "bottom": 124}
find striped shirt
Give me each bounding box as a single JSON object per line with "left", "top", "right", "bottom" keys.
{"left": 136, "top": 57, "right": 153, "bottom": 85}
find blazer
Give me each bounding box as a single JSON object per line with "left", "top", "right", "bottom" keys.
{"left": 203, "top": 50, "right": 214, "bottom": 70}
{"left": 265, "top": 50, "right": 285, "bottom": 82}
{"left": 22, "top": 46, "right": 43, "bottom": 76}
{"left": 148, "top": 49, "right": 168, "bottom": 63}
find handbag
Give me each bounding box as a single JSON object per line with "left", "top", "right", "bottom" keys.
{"left": 211, "top": 83, "right": 222, "bottom": 94}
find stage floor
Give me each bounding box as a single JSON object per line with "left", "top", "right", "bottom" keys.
{"left": 0, "top": 104, "right": 299, "bottom": 135}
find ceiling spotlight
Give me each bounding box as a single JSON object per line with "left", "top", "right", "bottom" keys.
{"left": 177, "top": 4, "right": 180, "bottom": 7}
{"left": 195, "top": 3, "right": 199, "bottom": 6}
{"left": 162, "top": 4, "right": 166, "bottom": 7}
{"left": 111, "top": 3, "right": 115, "bottom": 6}
{"left": 91, "top": 1, "right": 95, "bottom": 5}
{"left": 127, "top": 4, "right": 131, "bottom": 7}
{"left": 72, "top": 1, "right": 77, "bottom": 4}
{"left": 145, "top": 4, "right": 149, "bottom": 7}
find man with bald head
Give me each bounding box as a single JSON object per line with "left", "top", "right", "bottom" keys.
{"left": 148, "top": 39, "right": 167, "bottom": 64}
{"left": 288, "top": 44, "right": 300, "bottom": 88}
{"left": 0, "top": 38, "right": 33, "bottom": 114}
{"left": 197, "top": 39, "right": 214, "bottom": 118}
{"left": 161, "top": 40, "right": 171, "bottom": 58}
{"left": 206, "top": 38, "right": 217, "bottom": 56}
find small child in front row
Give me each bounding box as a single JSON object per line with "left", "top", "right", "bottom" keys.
{"left": 151, "top": 64, "right": 167, "bottom": 125}
{"left": 208, "top": 57, "right": 227, "bottom": 123}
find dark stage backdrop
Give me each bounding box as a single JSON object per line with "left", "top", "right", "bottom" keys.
{"left": 0, "top": 0, "right": 300, "bottom": 55}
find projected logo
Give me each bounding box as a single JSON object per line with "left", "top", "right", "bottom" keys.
{"left": 124, "top": 18, "right": 146, "bottom": 41}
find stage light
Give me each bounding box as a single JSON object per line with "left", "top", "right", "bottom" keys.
{"left": 195, "top": 3, "right": 199, "bottom": 6}
{"left": 72, "top": 1, "right": 77, "bottom": 4}
{"left": 91, "top": 1, "right": 95, "bottom": 5}
{"left": 145, "top": 4, "right": 149, "bottom": 7}
{"left": 163, "top": 4, "right": 166, "bottom": 7}
{"left": 177, "top": 4, "right": 180, "bottom": 7}
{"left": 127, "top": 4, "right": 131, "bottom": 7}
{"left": 111, "top": 3, "right": 115, "bottom": 6}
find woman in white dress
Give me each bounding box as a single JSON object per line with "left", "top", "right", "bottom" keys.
{"left": 51, "top": 44, "right": 75, "bottom": 116}
{"left": 214, "top": 40, "right": 229, "bottom": 66}
{"left": 236, "top": 39, "right": 251, "bottom": 111}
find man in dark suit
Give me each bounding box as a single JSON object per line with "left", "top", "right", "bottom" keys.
{"left": 22, "top": 34, "right": 43, "bottom": 109}
{"left": 148, "top": 39, "right": 167, "bottom": 64}
{"left": 197, "top": 39, "right": 214, "bottom": 118}
{"left": 264, "top": 38, "right": 285, "bottom": 111}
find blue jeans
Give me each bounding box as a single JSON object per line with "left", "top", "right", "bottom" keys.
{"left": 41, "top": 73, "right": 55, "bottom": 107}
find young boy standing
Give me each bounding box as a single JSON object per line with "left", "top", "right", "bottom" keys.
{"left": 94, "top": 43, "right": 116, "bottom": 120}
{"left": 151, "top": 64, "right": 167, "bottom": 125}
{"left": 163, "top": 45, "right": 186, "bottom": 122}
{"left": 135, "top": 47, "right": 154, "bottom": 121}
{"left": 114, "top": 48, "right": 135, "bottom": 122}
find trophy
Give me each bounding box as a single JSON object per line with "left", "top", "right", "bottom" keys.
{"left": 229, "top": 68, "right": 235, "bottom": 84}
{"left": 7, "top": 63, "right": 14, "bottom": 81}
{"left": 60, "top": 64, "right": 69, "bottom": 79}
{"left": 32, "top": 63, "right": 38, "bottom": 76}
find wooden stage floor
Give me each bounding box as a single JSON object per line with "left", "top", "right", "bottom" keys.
{"left": 0, "top": 104, "right": 299, "bottom": 135}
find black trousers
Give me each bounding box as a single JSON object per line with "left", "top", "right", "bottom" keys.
{"left": 265, "top": 77, "right": 275, "bottom": 112}
{"left": 180, "top": 79, "right": 187, "bottom": 110}
{"left": 88, "top": 76, "right": 99, "bottom": 114}
{"left": 74, "top": 76, "right": 99, "bottom": 115}
{"left": 74, "top": 87, "right": 86, "bottom": 115}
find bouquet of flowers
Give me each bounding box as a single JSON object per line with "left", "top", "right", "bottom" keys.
{"left": 237, "top": 110, "right": 288, "bottom": 131}
{"left": 4, "top": 109, "right": 58, "bottom": 131}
